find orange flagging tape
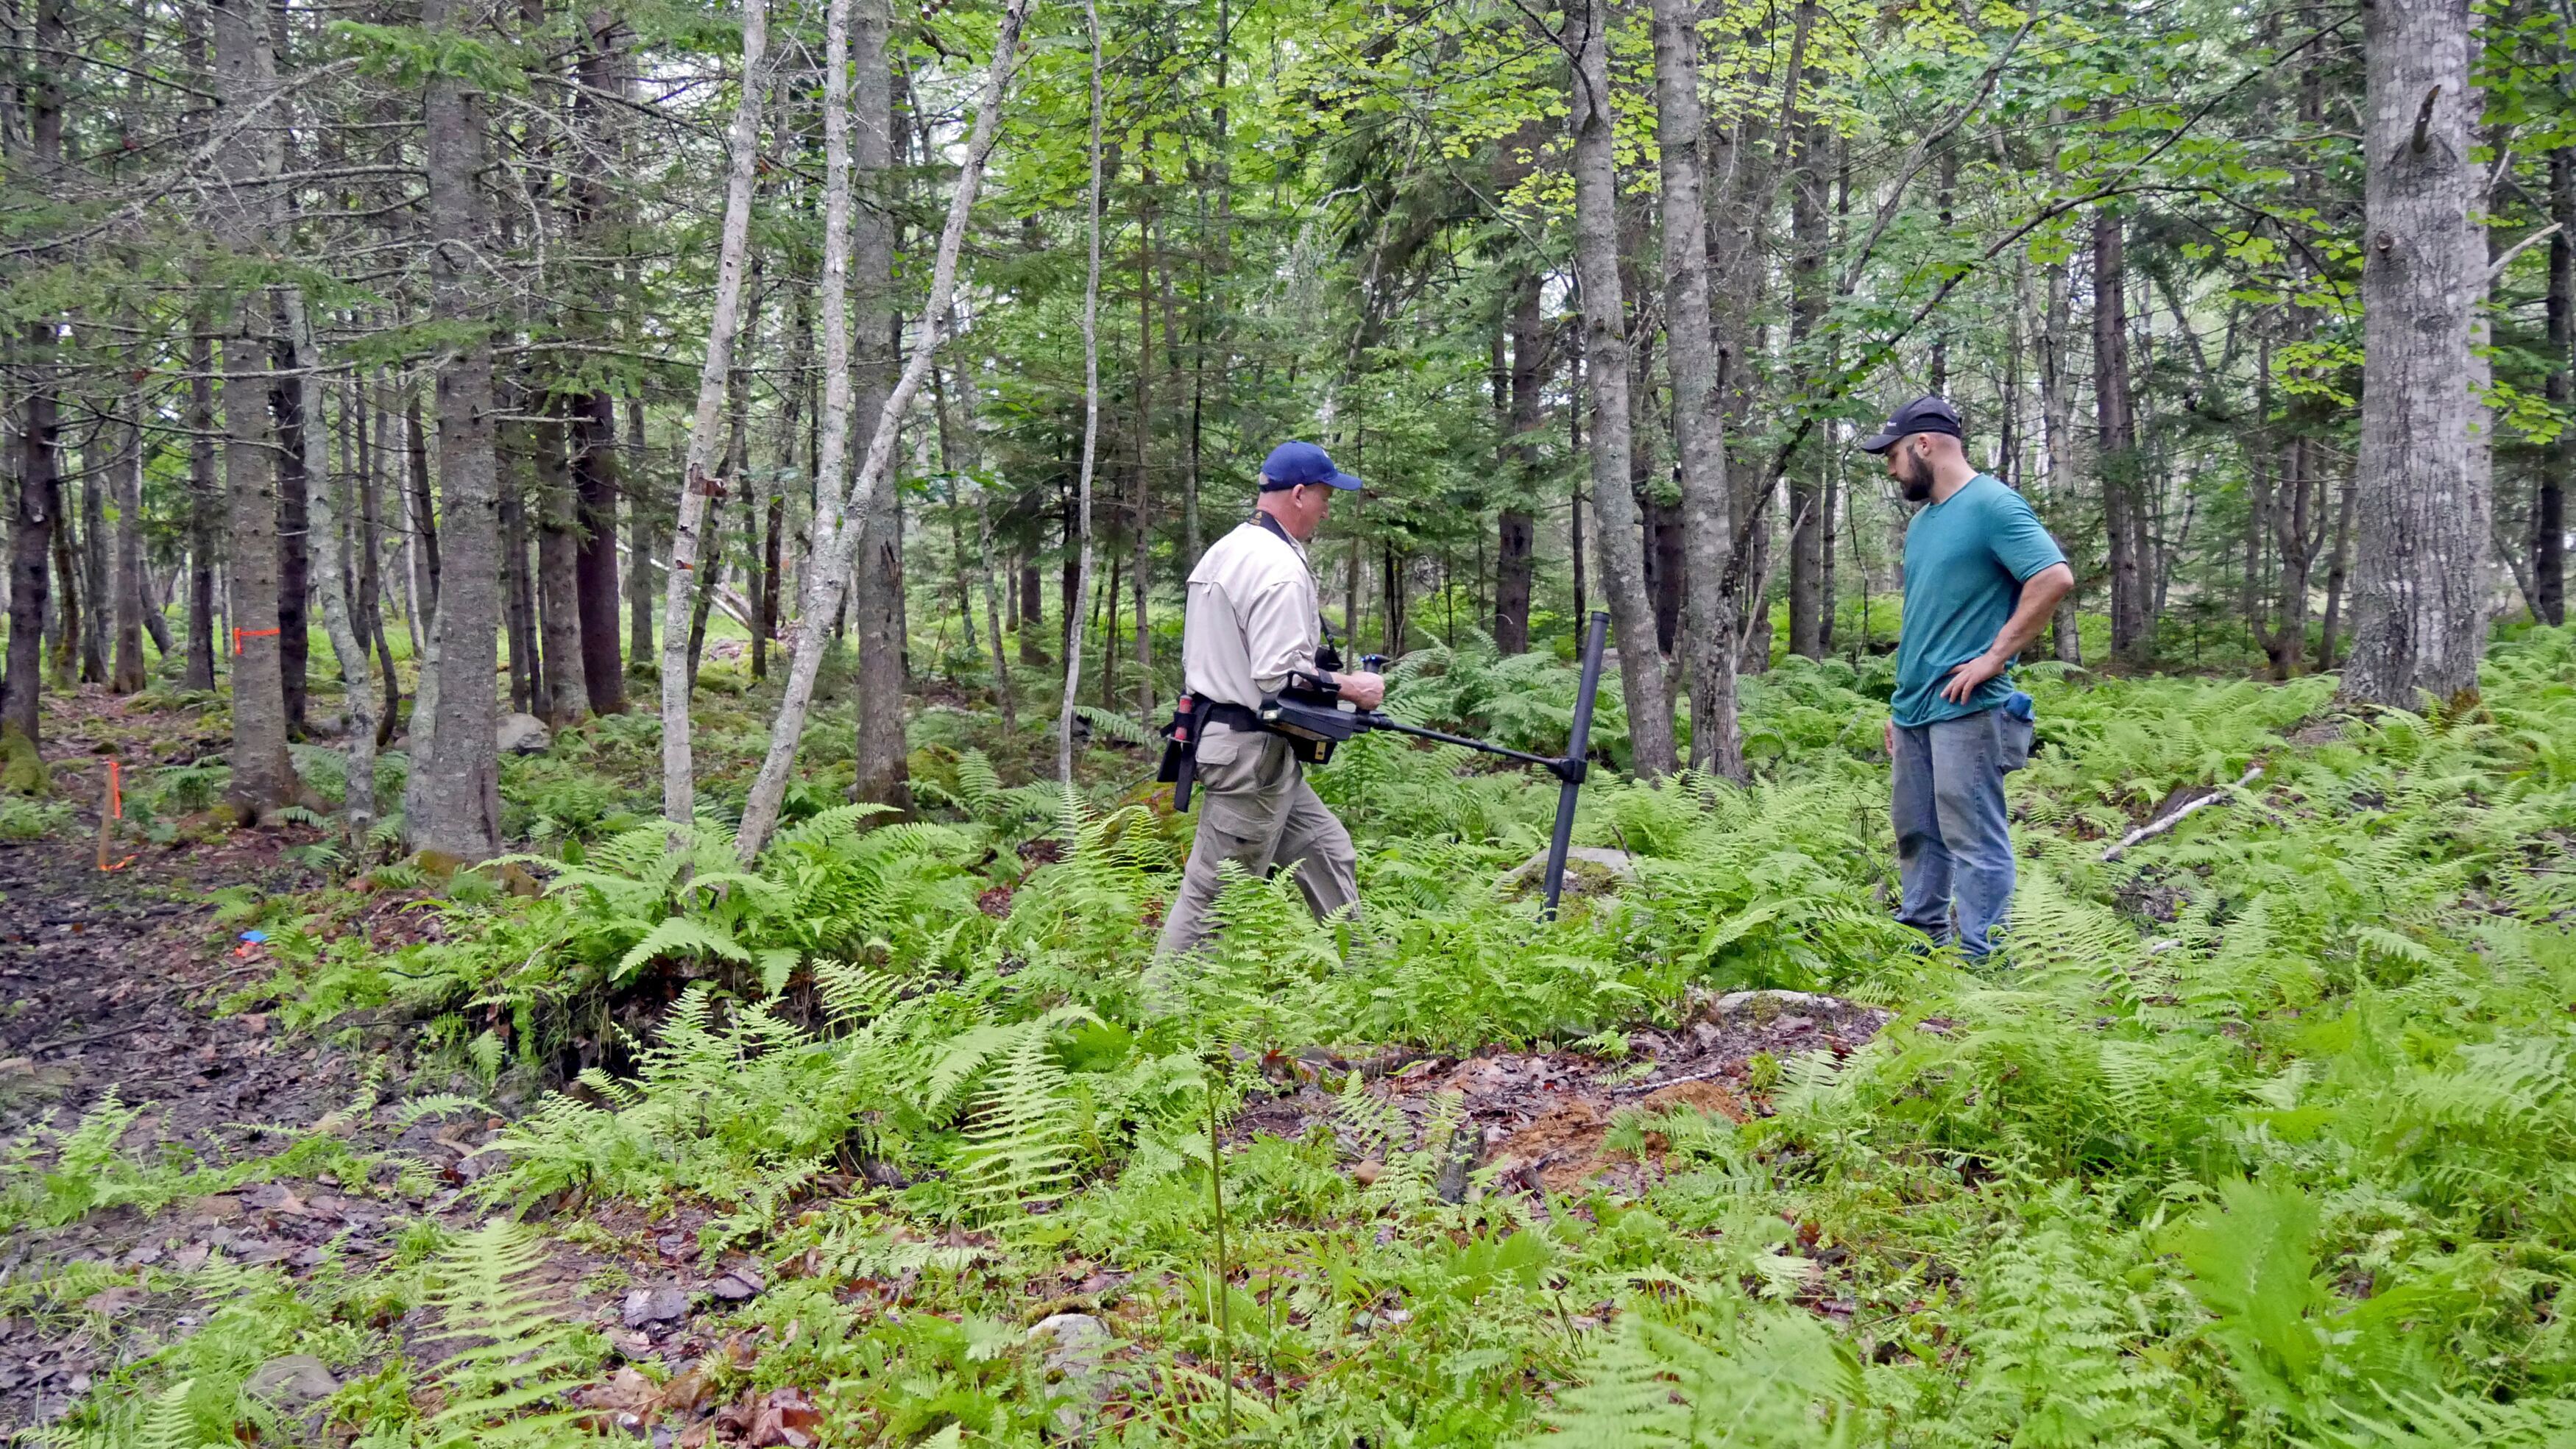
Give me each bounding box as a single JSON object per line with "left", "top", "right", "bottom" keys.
{"left": 107, "top": 760, "right": 121, "bottom": 819}
{"left": 233, "top": 627, "right": 281, "bottom": 656}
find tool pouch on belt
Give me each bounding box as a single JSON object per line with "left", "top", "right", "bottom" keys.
{"left": 1158, "top": 696, "right": 1200, "bottom": 811}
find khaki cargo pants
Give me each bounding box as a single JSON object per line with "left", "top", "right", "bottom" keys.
{"left": 1155, "top": 723, "right": 1359, "bottom": 957}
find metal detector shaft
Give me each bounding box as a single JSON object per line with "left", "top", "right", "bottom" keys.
{"left": 1540, "top": 611, "right": 1610, "bottom": 919}
{"left": 1363, "top": 718, "right": 1566, "bottom": 773}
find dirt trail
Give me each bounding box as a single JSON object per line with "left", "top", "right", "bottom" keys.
{"left": 0, "top": 808, "right": 401, "bottom": 1430}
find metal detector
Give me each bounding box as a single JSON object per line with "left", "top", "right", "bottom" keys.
{"left": 1244, "top": 609, "right": 1611, "bottom": 917}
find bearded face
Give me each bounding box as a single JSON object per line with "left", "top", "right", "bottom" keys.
{"left": 1894, "top": 442, "right": 1935, "bottom": 502}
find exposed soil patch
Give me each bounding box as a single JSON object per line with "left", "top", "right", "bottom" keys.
{"left": 1233, "top": 988, "right": 1897, "bottom": 1198}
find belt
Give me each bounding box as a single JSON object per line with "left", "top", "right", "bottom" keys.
{"left": 1158, "top": 694, "right": 1265, "bottom": 812}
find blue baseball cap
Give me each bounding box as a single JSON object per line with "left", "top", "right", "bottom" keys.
{"left": 1259, "top": 440, "right": 1363, "bottom": 492}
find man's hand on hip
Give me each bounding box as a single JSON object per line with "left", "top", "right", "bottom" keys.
{"left": 1337, "top": 671, "right": 1386, "bottom": 709}
{"left": 1939, "top": 651, "right": 2008, "bottom": 704}
{"left": 1884, "top": 718, "right": 1897, "bottom": 757}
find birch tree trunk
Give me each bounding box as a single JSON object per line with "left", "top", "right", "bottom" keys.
{"left": 2342, "top": 0, "right": 2491, "bottom": 709}
{"left": 283, "top": 290, "right": 376, "bottom": 841}
{"left": 1055, "top": 0, "right": 1104, "bottom": 787}
{"left": 656, "top": 0, "right": 768, "bottom": 827}
{"left": 1563, "top": 0, "right": 1676, "bottom": 778}
{"left": 405, "top": 0, "right": 503, "bottom": 860}
{"left": 213, "top": 0, "right": 295, "bottom": 821}
{"left": 734, "top": 0, "right": 1032, "bottom": 861}
{"left": 1650, "top": 0, "right": 1739, "bottom": 780}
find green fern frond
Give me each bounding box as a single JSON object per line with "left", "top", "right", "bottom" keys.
{"left": 418, "top": 1219, "right": 596, "bottom": 1445}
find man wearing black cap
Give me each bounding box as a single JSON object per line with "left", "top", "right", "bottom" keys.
{"left": 1156, "top": 441, "right": 1386, "bottom": 957}
{"left": 1861, "top": 397, "right": 2073, "bottom": 959}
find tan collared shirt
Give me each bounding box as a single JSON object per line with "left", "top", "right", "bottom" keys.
{"left": 1182, "top": 517, "right": 1320, "bottom": 709}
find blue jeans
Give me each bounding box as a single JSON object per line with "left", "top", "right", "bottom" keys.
{"left": 1891, "top": 709, "right": 2018, "bottom": 958}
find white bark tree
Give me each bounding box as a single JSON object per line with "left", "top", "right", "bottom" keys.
{"left": 657, "top": 0, "right": 770, "bottom": 827}
{"left": 1055, "top": 0, "right": 1105, "bottom": 788}
{"left": 734, "top": 0, "right": 1035, "bottom": 861}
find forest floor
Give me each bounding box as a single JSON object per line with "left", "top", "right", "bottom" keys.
{"left": 0, "top": 687, "right": 1910, "bottom": 1442}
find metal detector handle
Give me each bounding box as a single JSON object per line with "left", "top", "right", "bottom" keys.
{"left": 1540, "top": 611, "right": 1610, "bottom": 919}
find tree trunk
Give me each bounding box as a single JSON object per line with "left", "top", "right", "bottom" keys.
{"left": 1055, "top": 0, "right": 1104, "bottom": 787}
{"left": 79, "top": 446, "right": 109, "bottom": 684}
{"left": 2038, "top": 239, "right": 2082, "bottom": 665}
{"left": 108, "top": 388, "right": 147, "bottom": 693}
{"left": 536, "top": 400, "right": 589, "bottom": 723}
{"left": 753, "top": 293, "right": 812, "bottom": 684}
{"left": 2539, "top": 145, "right": 2571, "bottom": 626}
{"left": 1131, "top": 196, "right": 1154, "bottom": 721}
{"left": 1019, "top": 553, "right": 1046, "bottom": 664}
{"left": 571, "top": 392, "right": 626, "bottom": 710}
{"left": 944, "top": 316, "right": 1016, "bottom": 731}
{"left": 571, "top": 13, "right": 630, "bottom": 710}
{"left": 625, "top": 397, "right": 654, "bottom": 667}
{"left": 656, "top": 0, "right": 768, "bottom": 826}
{"left": 733, "top": 0, "right": 1033, "bottom": 860}
{"left": 283, "top": 290, "right": 377, "bottom": 840}
{"left": 2095, "top": 203, "right": 2151, "bottom": 664}
{"left": 849, "top": 0, "right": 912, "bottom": 812}
{"left": 404, "top": 390, "right": 440, "bottom": 620}
{"left": 1649, "top": 0, "right": 1739, "bottom": 781}
{"left": 4, "top": 0, "right": 66, "bottom": 757}
{"left": 405, "top": 0, "right": 503, "bottom": 860}
{"left": 2342, "top": 0, "right": 2491, "bottom": 709}
{"left": 1495, "top": 265, "right": 1543, "bottom": 654}
{"left": 1711, "top": 7, "right": 1789, "bottom": 681}
{"left": 500, "top": 459, "right": 537, "bottom": 715}
{"left": 272, "top": 333, "right": 310, "bottom": 731}
{"left": 2318, "top": 476, "right": 2357, "bottom": 670}
{"left": 184, "top": 331, "right": 219, "bottom": 692}
{"left": 5, "top": 338, "right": 61, "bottom": 753}
{"left": 1784, "top": 111, "right": 1829, "bottom": 660}
{"left": 213, "top": 0, "right": 294, "bottom": 821}
{"left": 355, "top": 375, "right": 402, "bottom": 745}
{"left": 1565, "top": 0, "right": 1675, "bottom": 778}
{"left": 49, "top": 514, "right": 80, "bottom": 690}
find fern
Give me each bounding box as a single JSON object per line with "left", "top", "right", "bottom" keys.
{"left": 952, "top": 1018, "right": 1087, "bottom": 1216}
{"left": 417, "top": 1219, "right": 597, "bottom": 1446}
{"left": 1522, "top": 1308, "right": 1864, "bottom": 1447}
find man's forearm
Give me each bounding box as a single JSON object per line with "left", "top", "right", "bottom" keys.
{"left": 1986, "top": 567, "right": 2073, "bottom": 662}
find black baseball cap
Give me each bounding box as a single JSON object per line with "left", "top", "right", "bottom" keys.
{"left": 1859, "top": 395, "right": 1964, "bottom": 453}
{"left": 1259, "top": 440, "right": 1364, "bottom": 491}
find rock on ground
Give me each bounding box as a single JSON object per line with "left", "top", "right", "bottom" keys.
{"left": 495, "top": 713, "right": 551, "bottom": 755}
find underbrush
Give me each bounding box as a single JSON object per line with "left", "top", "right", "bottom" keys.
{"left": 18, "top": 627, "right": 2576, "bottom": 1445}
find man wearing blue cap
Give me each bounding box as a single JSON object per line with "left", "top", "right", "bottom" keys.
{"left": 1156, "top": 442, "right": 1384, "bottom": 957}
{"left": 1861, "top": 396, "right": 2073, "bottom": 960}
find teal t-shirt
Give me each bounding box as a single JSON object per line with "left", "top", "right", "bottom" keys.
{"left": 1893, "top": 474, "right": 2065, "bottom": 728}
